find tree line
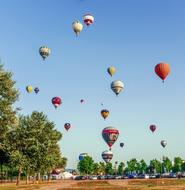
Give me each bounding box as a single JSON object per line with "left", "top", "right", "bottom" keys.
{"left": 78, "top": 156, "right": 185, "bottom": 175}
{"left": 0, "top": 64, "right": 67, "bottom": 185}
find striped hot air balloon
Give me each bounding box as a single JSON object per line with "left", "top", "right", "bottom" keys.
{"left": 83, "top": 14, "right": 94, "bottom": 26}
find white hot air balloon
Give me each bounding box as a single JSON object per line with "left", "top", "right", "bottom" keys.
{"left": 102, "top": 150, "right": 113, "bottom": 163}
{"left": 72, "top": 21, "right": 83, "bottom": 36}
{"left": 161, "top": 140, "right": 167, "bottom": 148}
{"left": 111, "top": 80, "right": 124, "bottom": 96}
{"left": 39, "top": 46, "right": 51, "bottom": 60}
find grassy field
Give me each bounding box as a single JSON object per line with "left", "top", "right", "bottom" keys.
{"left": 1, "top": 179, "right": 185, "bottom": 190}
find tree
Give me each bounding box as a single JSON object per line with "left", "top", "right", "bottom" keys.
{"left": 99, "top": 162, "right": 106, "bottom": 175}
{"left": 149, "top": 159, "right": 162, "bottom": 174}
{"left": 139, "top": 159, "right": 147, "bottom": 174}
{"left": 173, "top": 157, "right": 183, "bottom": 173}
{"left": 77, "top": 156, "right": 94, "bottom": 175}
{"left": 162, "top": 157, "right": 172, "bottom": 172}
{"left": 105, "top": 162, "right": 114, "bottom": 175}
{"left": 93, "top": 163, "right": 100, "bottom": 175}
{"left": 0, "top": 64, "right": 19, "bottom": 178}
{"left": 117, "top": 162, "right": 125, "bottom": 175}
{"left": 126, "top": 158, "right": 138, "bottom": 174}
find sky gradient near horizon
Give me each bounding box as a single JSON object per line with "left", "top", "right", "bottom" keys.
{"left": 0, "top": 0, "right": 185, "bottom": 168}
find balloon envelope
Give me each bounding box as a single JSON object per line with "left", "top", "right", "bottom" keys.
{"left": 83, "top": 14, "right": 94, "bottom": 26}
{"left": 107, "top": 66, "right": 116, "bottom": 77}
{"left": 120, "top": 142, "right": 124, "bottom": 148}
{"left": 101, "top": 109, "right": 109, "bottom": 120}
{"left": 161, "top": 140, "right": 167, "bottom": 148}
{"left": 155, "top": 62, "right": 170, "bottom": 82}
{"left": 39, "top": 46, "right": 51, "bottom": 60}
{"left": 26, "top": 85, "right": 33, "bottom": 93}
{"left": 52, "top": 97, "right": 61, "bottom": 108}
{"left": 72, "top": 21, "right": 83, "bottom": 36}
{"left": 102, "top": 150, "right": 113, "bottom": 163}
{"left": 64, "top": 123, "right": 71, "bottom": 131}
{"left": 34, "top": 87, "right": 39, "bottom": 94}
{"left": 102, "top": 127, "right": 119, "bottom": 149}
{"left": 150, "top": 125, "right": 156, "bottom": 133}
{"left": 79, "top": 153, "right": 88, "bottom": 161}
{"left": 111, "top": 80, "right": 124, "bottom": 96}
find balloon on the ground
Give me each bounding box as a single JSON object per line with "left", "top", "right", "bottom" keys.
{"left": 107, "top": 66, "right": 116, "bottom": 77}
{"left": 26, "top": 85, "right": 33, "bottom": 93}
{"left": 52, "top": 97, "right": 61, "bottom": 109}
{"left": 39, "top": 46, "right": 51, "bottom": 60}
{"left": 64, "top": 123, "right": 71, "bottom": 131}
{"left": 102, "top": 150, "right": 113, "bottom": 163}
{"left": 155, "top": 62, "right": 170, "bottom": 82}
{"left": 72, "top": 21, "right": 83, "bottom": 36}
{"left": 79, "top": 153, "right": 88, "bottom": 161}
{"left": 34, "top": 87, "right": 39, "bottom": 94}
{"left": 102, "top": 127, "right": 119, "bottom": 149}
{"left": 161, "top": 140, "right": 167, "bottom": 148}
{"left": 120, "top": 142, "right": 124, "bottom": 148}
{"left": 150, "top": 125, "right": 156, "bottom": 133}
{"left": 101, "top": 109, "right": 109, "bottom": 120}
{"left": 83, "top": 14, "right": 94, "bottom": 26}
{"left": 111, "top": 80, "right": 124, "bottom": 96}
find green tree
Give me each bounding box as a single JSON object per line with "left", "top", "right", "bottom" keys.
{"left": 139, "top": 159, "right": 147, "bottom": 174}
{"left": 149, "top": 159, "right": 162, "bottom": 173}
{"left": 105, "top": 162, "right": 114, "bottom": 175}
{"left": 117, "top": 162, "right": 125, "bottom": 175}
{"left": 93, "top": 163, "right": 100, "bottom": 175}
{"left": 99, "top": 162, "right": 106, "bottom": 175}
{"left": 162, "top": 157, "right": 172, "bottom": 172}
{"left": 127, "top": 158, "right": 138, "bottom": 173}
{"left": 77, "top": 156, "right": 94, "bottom": 175}
{"left": 173, "top": 157, "right": 183, "bottom": 173}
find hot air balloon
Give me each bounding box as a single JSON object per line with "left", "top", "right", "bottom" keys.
{"left": 72, "top": 21, "right": 83, "bottom": 36}
{"left": 102, "top": 127, "right": 119, "bottom": 150}
{"left": 26, "top": 85, "right": 33, "bottom": 93}
{"left": 111, "top": 80, "right": 124, "bottom": 96}
{"left": 83, "top": 14, "right": 94, "bottom": 26}
{"left": 64, "top": 123, "right": 71, "bottom": 131}
{"left": 52, "top": 97, "right": 61, "bottom": 109}
{"left": 107, "top": 66, "right": 116, "bottom": 77}
{"left": 150, "top": 125, "right": 156, "bottom": 133}
{"left": 101, "top": 109, "right": 109, "bottom": 120}
{"left": 102, "top": 150, "right": 113, "bottom": 163}
{"left": 161, "top": 140, "right": 167, "bottom": 148}
{"left": 120, "top": 142, "right": 124, "bottom": 148}
{"left": 34, "top": 87, "right": 39, "bottom": 94}
{"left": 79, "top": 153, "right": 88, "bottom": 161}
{"left": 80, "top": 99, "right": 84, "bottom": 103}
{"left": 155, "top": 62, "right": 170, "bottom": 82}
{"left": 39, "top": 46, "right": 51, "bottom": 60}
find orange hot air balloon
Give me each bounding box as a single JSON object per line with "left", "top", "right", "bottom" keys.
{"left": 101, "top": 109, "right": 109, "bottom": 120}
{"left": 155, "top": 62, "right": 170, "bottom": 82}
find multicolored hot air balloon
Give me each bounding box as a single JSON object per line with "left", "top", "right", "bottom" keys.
{"left": 83, "top": 14, "right": 94, "bottom": 26}
{"left": 79, "top": 153, "right": 88, "bottom": 161}
{"left": 120, "top": 142, "right": 124, "bottom": 148}
{"left": 102, "top": 150, "right": 113, "bottom": 163}
{"left": 102, "top": 127, "right": 119, "bottom": 150}
{"left": 107, "top": 66, "right": 116, "bottom": 77}
{"left": 26, "top": 85, "right": 33, "bottom": 93}
{"left": 161, "top": 140, "right": 167, "bottom": 148}
{"left": 101, "top": 109, "right": 109, "bottom": 120}
{"left": 64, "top": 123, "right": 71, "bottom": 131}
{"left": 111, "top": 80, "right": 124, "bottom": 96}
{"left": 72, "top": 21, "right": 83, "bottom": 36}
{"left": 155, "top": 62, "right": 170, "bottom": 82}
{"left": 39, "top": 46, "right": 51, "bottom": 60}
{"left": 150, "top": 125, "right": 156, "bottom": 133}
{"left": 52, "top": 97, "right": 61, "bottom": 109}
{"left": 34, "top": 87, "right": 39, "bottom": 94}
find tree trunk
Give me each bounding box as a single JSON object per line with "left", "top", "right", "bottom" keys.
{"left": 16, "top": 166, "right": 22, "bottom": 185}
{"left": 26, "top": 169, "right": 29, "bottom": 184}
{"left": 47, "top": 172, "right": 51, "bottom": 182}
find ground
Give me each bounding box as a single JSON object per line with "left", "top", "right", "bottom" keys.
{"left": 1, "top": 179, "right": 185, "bottom": 190}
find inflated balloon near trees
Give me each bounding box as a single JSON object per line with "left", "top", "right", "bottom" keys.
{"left": 102, "top": 127, "right": 119, "bottom": 150}
{"left": 26, "top": 85, "right": 33, "bottom": 93}
{"left": 64, "top": 123, "right": 71, "bottom": 131}
{"left": 161, "top": 140, "right": 167, "bottom": 148}
{"left": 79, "top": 153, "right": 88, "bottom": 161}
{"left": 102, "top": 150, "right": 113, "bottom": 163}
{"left": 155, "top": 62, "right": 170, "bottom": 82}
{"left": 52, "top": 97, "right": 61, "bottom": 109}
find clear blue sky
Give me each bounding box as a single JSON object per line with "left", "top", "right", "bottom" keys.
{"left": 0, "top": 0, "right": 185, "bottom": 168}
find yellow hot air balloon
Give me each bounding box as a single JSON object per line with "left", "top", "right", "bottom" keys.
{"left": 72, "top": 21, "right": 83, "bottom": 36}
{"left": 101, "top": 109, "right": 109, "bottom": 120}
{"left": 107, "top": 66, "right": 116, "bottom": 77}
{"left": 26, "top": 85, "right": 33, "bottom": 93}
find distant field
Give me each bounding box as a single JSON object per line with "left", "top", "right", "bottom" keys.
{"left": 1, "top": 179, "right": 185, "bottom": 190}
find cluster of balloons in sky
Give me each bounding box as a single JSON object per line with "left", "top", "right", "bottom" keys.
{"left": 25, "top": 11, "right": 171, "bottom": 163}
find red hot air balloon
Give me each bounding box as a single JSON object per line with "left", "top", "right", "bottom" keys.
{"left": 52, "top": 97, "right": 61, "bottom": 109}
{"left": 155, "top": 62, "right": 170, "bottom": 82}
{"left": 64, "top": 123, "right": 71, "bottom": 131}
{"left": 102, "top": 127, "right": 119, "bottom": 150}
{"left": 150, "top": 125, "right": 156, "bottom": 133}
{"left": 83, "top": 14, "right": 94, "bottom": 26}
